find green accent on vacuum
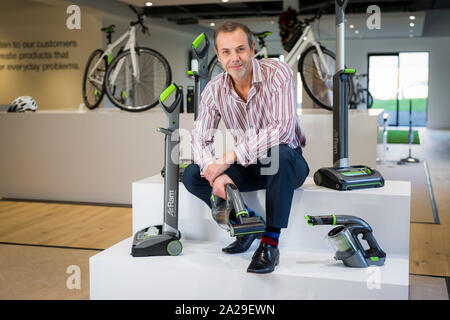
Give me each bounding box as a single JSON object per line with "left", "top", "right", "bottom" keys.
{"left": 187, "top": 70, "right": 194, "bottom": 76}
{"left": 192, "top": 33, "right": 206, "bottom": 49}
{"left": 305, "top": 215, "right": 313, "bottom": 226}
{"left": 343, "top": 182, "right": 383, "bottom": 189}
{"left": 332, "top": 214, "right": 336, "bottom": 226}
{"left": 344, "top": 69, "right": 356, "bottom": 74}
{"left": 236, "top": 210, "right": 247, "bottom": 217}
{"left": 167, "top": 240, "right": 182, "bottom": 256}
{"left": 370, "top": 256, "right": 379, "bottom": 262}
{"left": 160, "top": 84, "right": 176, "bottom": 102}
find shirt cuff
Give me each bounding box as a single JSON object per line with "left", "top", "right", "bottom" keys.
{"left": 199, "top": 158, "right": 215, "bottom": 176}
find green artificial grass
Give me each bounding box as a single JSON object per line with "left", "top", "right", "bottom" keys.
{"left": 372, "top": 98, "right": 427, "bottom": 112}
{"left": 387, "top": 129, "right": 420, "bottom": 144}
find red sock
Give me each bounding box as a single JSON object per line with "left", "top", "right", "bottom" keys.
{"left": 261, "top": 235, "right": 279, "bottom": 247}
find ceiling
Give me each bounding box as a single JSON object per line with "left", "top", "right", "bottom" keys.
{"left": 118, "top": 0, "right": 450, "bottom": 25}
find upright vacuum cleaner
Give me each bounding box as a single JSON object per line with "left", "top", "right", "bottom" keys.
{"left": 131, "top": 84, "right": 183, "bottom": 257}
{"left": 161, "top": 33, "right": 210, "bottom": 181}
{"left": 398, "top": 99, "right": 420, "bottom": 164}
{"left": 313, "top": 0, "right": 384, "bottom": 191}
{"left": 304, "top": 214, "right": 386, "bottom": 267}
{"left": 188, "top": 32, "right": 210, "bottom": 121}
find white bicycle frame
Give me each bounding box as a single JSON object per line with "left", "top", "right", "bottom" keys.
{"left": 87, "top": 25, "right": 140, "bottom": 92}
{"left": 283, "top": 24, "right": 333, "bottom": 82}
{"left": 254, "top": 46, "right": 269, "bottom": 59}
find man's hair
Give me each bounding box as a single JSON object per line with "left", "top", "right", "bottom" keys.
{"left": 214, "top": 20, "right": 253, "bottom": 50}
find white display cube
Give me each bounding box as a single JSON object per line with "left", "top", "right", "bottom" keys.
{"left": 90, "top": 175, "right": 410, "bottom": 300}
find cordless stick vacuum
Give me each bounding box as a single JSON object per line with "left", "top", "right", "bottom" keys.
{"left": 398, "top": 99, "right": 420, "bottom": 164}
{"left": 188, "top": 32, "right": 210, "bottom": 120}
{"left": 161, "top": 33, "right": 210, "bottom": 181}
{"left": 304, "top": 214, "right": 386, "bottom": 267}
{"left": 313, "top": 0, "right": 384, "bottom": 191}
{"left": 131, "top": 84, "right": 183, "bottom": 257}
{"left": 211, "top": 184, "right": 265, "bottom": 237}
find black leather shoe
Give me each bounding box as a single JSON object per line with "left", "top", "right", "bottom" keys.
{"left": 222, "top": 233, "right": 261, "bottom": 254}
{"left": 247, "top": 242, "right": 279, "bottom": 274}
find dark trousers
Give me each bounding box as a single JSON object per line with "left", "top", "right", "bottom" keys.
{"left": 182, "top": 144, "right": 310, "bottom": 229}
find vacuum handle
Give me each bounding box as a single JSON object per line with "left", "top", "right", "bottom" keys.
{"left": 159, "top": 83, "right": 182, "bottom": 114}
{"left": 225, "top": 184, "right": 248, "bottom": 223}
{"left": 192, "top": 33, "right": 210, "bottom": 60}
{"left": 359, "top": 229, "right": 385, "bottom": 256}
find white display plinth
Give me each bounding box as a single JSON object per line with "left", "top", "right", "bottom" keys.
{"left": 90, "top": 237, "right": 409, "bottom": 300}
{"left": 131, "top": 175, "right": 410, "bottom": 255}
{"left": 90, "top": 175, "right": 410, "bottom": 300}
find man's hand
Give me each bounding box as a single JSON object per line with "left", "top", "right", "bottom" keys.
{"left": 204, "top": 150, "right": 237, "bottom": 186}
{"left": 212, "top": 174, "right": 235, "bottom": 200}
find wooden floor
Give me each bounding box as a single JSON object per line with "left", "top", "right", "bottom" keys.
{"left": 0, "top": 201, "right": 132, "bottom": 250}
{"left": 386, "top": 128, "right": 450, "bottom": 277}
{"left": 0, "top": 127, "right": 448, "bottom": 299}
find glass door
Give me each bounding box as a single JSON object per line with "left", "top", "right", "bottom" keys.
{"left": 368, "top": 52, "right": 429, "bottom": 126}
{"left": 368, "top": 54, "right": 400, "bottom": 126}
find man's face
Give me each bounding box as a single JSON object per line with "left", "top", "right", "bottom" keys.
{"left": 215, "top": 28, "right": 255, "bottom": 81}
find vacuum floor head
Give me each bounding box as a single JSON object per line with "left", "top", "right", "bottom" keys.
{"left": 314, "top": 165, "right": 384, "bottom": 191}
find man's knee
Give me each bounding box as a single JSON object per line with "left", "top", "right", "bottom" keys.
{"left": 182, "top": 163, "right": 201, "bottom": 192}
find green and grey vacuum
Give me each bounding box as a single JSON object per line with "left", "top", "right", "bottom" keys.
{"left": 305, "top": 214, "right": 386, "bottom": 267}
{"left": 211, "top": 184, "right": 265, "bottom": 237}
{"left": 131, "top": 84, "right": 183, "bottom": 257}
{"left": 313, "top": 0, "right": 384, "bottom": 191}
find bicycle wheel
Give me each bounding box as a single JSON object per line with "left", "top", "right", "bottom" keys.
{"left": 298, "top": 45, "right": 352, "bottom": 111}
{"left": 366, "top": 89, "right": 374, "bottom": 109}
{"left": 104, "top": 47, "right": 171, "bottom": 112}
{"left": 82, "top": 49, "right": 107, "bottom": 109}
{"left": 207, "top": 55, "right": 224, "bottom": 81}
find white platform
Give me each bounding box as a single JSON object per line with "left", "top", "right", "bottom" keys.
{"left": 90, "top": 174, "right": 411, "bottom": 300}
{"left": 131, "top": 175, "right": 411, "bottom": 255}
{"left": 90, "top": 237, "right": 409, "bottom": 300}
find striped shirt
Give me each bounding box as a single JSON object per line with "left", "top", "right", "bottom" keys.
{"left": 191, "top": 57, "right": 306, "bottom": 175}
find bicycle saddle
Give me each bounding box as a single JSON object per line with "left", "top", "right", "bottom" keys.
{"left": 252, "top": 31, "right": 272, "bottom": 39}
{"left": 101, "top": 25, "right": 115, "bottom": 33}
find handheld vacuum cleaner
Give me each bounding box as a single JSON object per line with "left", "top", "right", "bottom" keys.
{"left": 211, "top": 184, "right": 265, "bottom": 237}
{"left": 131, "top": 84, "right": 183, "bottom": 257}
{"left": 304, "top": 214, "right": 386, "bottom": 267}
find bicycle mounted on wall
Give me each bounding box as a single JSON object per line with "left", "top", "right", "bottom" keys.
{"left": 82, "top": 5, "right": 171, "bottom": 112}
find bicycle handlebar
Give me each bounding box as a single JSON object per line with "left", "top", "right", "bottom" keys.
{"left": 128, "top": 5, "right": 149, "bottom": 34}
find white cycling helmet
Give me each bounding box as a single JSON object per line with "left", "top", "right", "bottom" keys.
{"left": 8, "top": 96, "right": 38, "bottom": 112}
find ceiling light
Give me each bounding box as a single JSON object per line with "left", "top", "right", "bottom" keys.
{"left": 409, "top": 22, "right": 415, "bottom": 27}
{"left": 145, "top": 2, "right": 153, "bottom": 6}
{"left": 355, "top": 30, "right": 359, "bottom": 34}
{"left": 349, "top": 24, "right": 354, "bottom": 29}
{"left": 210, "top": 22, "right": 215, "bottom": 27}
{"left": 222, "top": 0, "right": 229, "bottom": 2}
{"left": 409, "top": 15, "right": 415, "bottom": 20}
{"left": 410, "top": 29, "right": 414, "bottom": 33}
{"left": 409, "top": 34, "right": 414, "bottom": 38}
